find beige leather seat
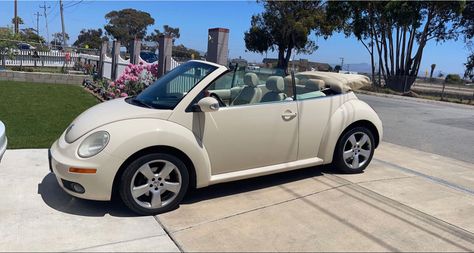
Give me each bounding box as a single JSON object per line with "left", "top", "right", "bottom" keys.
{"left": 231, "top": 73, "right": 262, "bottom": 105}
{"left": 304, "top": 79, "right": 325, "bottom": 92}
{"left": 284, "top": 75, "right": 298, "bottom": 97}
{"left": 261, "top": 76, "right": 286, "bottom": 103}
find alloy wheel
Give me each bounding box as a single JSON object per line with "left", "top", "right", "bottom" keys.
{"left": 342, "top": 132, "right": 372, "bottom": 169}
{"left": 130, "top": 159, "right": 182, "bottom": 209}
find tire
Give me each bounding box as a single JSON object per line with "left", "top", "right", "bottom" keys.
{"left": 332, "top": 126, "right": 375, "bottom": 174}
{"left": 119, "top": 153, "right": 189, "bottom": 215}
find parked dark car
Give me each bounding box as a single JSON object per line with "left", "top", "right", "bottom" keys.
{"left": 18, "top": 43, "right": 36, "bottom": 50}
{"left": 140, "top": 51, "right": 158, "bottom": 63}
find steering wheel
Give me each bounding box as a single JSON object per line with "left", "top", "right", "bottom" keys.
{"left": 210, "top": 93, "right": 226, "bottom": 107}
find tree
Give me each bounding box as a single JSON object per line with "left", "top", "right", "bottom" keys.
{"left": 465, "top": 55, "right": 474, "bottom": 79}
{"left": 326, "top": 1, "right": 378, "bottom": 86}
{"left": 146, "top": 25, "right": 180, "bottom": 42}
{"left": 73, "top": 28, "right": 107, "bottom": 49}
{"left": 334, "top": 65, "right": 342, "bottom": 72}
{"left": 11, "top": 17, "right": 24, "bottom": 27}
{"left": 104, "top": 8, "right": 155, "bottom": 52}
{"left": 172, "top": 44, "right": 201, "bottom": 60}
{"left": 461, "top": 1, "right": 474, "bottom": 79}
{"left": 244, "top": 1, "right": 328, "bottom": 72}
{"left": 429, "top": 64, "right": 436, "bottom": 80}
{"left": 0, "top": 28, "right": 21, "bottom": 67}
{"left": 51, "top": 32, "right": 69, "bottom": 47}
{"left": 20, "top": 28, "right": 45, "bottom": 44}
{"left": 327, "top": 1, "right": 464, "bottom": 92}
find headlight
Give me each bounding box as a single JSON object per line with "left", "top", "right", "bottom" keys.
{"left": 78, "top": 131, "right": 110, "bottom": 158}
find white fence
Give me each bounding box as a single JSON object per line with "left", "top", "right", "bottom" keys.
{"left": 2, "top": 49, "right": 184, "bottom": 81}
{"left": 2, "top": 50, "right": 79, "bottom": 67}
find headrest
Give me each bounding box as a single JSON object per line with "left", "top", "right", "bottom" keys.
{"left": 244, "top": 73, "right": 259, "bottom": 87}
{"left": 284, "top": 75, "right": 299, "bottom": 87}
{"left": 330, "top": 81, "right": 351, "bottom": 93}
{"left": 305, "top": 79, "right": 325, "bottom": 91}
{"left": 266, "top": 76, "right": 285, "bottom": 92}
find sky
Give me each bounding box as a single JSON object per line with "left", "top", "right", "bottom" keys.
{"left": 0, "top": 0, "right": 471, "bottom": 76}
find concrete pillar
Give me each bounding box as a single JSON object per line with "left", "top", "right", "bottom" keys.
{"left": 98, "top": 41, "right": 108, "bottom": 78}
{"left": 130, "top": 39, "right": 141, "bottom": 65}
{"left": 111, "top": 40, "right": 120, "bottom": 80}
{"left": 207, "top": 28, "right": 229, "bottom": 66}
{"left": 158, "top": 35, "right": 172, "bottom": 78}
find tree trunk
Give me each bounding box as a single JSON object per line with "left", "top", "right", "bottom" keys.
{"left": 284, "top": 47, "right": 293, "bottom": 74}
{"left": 277, "top": 47, "right": 285, "bottom": 69}
{"left": 1, "top": 51, "right": 5, "bottom": 69}
{"left": 400, "top": 26, "right": 407, "bottom": 74}
{"left": 370, "top": 36, "right": 376, "bottom": 87}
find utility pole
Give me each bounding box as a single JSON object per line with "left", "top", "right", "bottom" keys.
{"left": 34, "top": 11, "right": 42, "bottom": 43}
{"left": 39, "top": 2, "right": 50, "bottom": 46}
{"left": 59, "top": 0, "right": 67, "bottom": 47}
{"left": 14, "top": 0, "right": 18, "bottom": 34}
{"left": 339, "top": 57, "right": 344, "bottom": 71}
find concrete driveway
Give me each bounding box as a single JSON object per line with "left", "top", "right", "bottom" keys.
{"left": 1, "top": 142, "right": 474, "bottom": 252}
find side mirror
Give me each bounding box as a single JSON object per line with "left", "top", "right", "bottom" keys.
{"left": 195, "top": 97, "right": 219, "bottom": 112}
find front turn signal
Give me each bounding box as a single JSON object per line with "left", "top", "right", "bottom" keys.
{"left": 69, "top": 167, "right": 97, "bottom": 174}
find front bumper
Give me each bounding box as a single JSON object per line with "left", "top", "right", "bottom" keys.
{"left": 0, "top": 136, "right": 6, "bottom": 162}
{"left": 49, "top": 138, "right": 124, "bottom": 201}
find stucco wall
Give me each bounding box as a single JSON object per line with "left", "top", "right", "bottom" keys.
{"left": 0, "top": 70, "right": 87, "bottom": 85}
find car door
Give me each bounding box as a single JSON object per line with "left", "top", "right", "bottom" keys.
{"left": 199, "top": 101, "right": 298, "bottom": 175}
{"left": 195, "top": 70, "right": 299, "bottom": 175}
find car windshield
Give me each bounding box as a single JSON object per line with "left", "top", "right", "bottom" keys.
{"left": 133, "top": 61, "right": 218, "bottom": 109}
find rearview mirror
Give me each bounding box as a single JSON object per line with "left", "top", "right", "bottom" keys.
{"left": 195, "top": 97, "right": 219, "bottom": 112}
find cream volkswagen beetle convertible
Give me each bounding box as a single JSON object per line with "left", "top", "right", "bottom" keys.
{"left": 50, "top": 60, "right": 382, "bottom": 215}
{"left": 0, "top": 121, "right": 7, "bottom": 162}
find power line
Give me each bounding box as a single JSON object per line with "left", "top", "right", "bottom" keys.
{"left": 64, "top": 0, "right": 83, "bottom": 9}
{"left": 33, "top": 11, "right": 42, "bottom": 43}
{"left": 39, "top": 2, "right": 51, "bottom": 45}
{"left": 59, "top": 0, "right": 67, "bottom": 47}
{"left": 14, "top": 0, "right": 19, "bottom": 34}
{"left": 47, "top": 1, "right": 58, "bottom": 16}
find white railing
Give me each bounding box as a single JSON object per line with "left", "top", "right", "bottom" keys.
{"left": 2, "top": 50, "right": 80, "bottom": 67}
{"left": 2, "top": 50, "right": 183, "bottom": 81}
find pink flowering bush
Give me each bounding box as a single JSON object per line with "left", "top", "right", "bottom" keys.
{"left": 105, "top": 63, "right": 159, "bottom": 99}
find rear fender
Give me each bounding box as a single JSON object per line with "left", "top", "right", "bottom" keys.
{"left": 317, "top": 99, "right": 383, "bottom": 163}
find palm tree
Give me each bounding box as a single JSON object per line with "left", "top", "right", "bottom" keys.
{"left": 430, "top": 64, "right": 436, "bottom": 82}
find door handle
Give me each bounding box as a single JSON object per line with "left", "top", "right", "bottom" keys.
{"left": 281, "top": 110, "right": 297, "bottom": 120}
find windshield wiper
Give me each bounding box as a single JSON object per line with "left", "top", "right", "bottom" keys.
{"left": 131, "top": 97, "right": 154, "bottom": 109}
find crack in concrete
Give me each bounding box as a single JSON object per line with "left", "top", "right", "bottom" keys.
{"left": 166, "top": 183, "right": 350, "bottom": 234}
{"left": 154, "top": 215, "right": 184, "bottom": 253}
{"left": 68, "top": 234, "right": 169, "bottom": 252}
{"left": 324, "top": 174, "right": 474, "bottom": 248}
{"left": 350, "top": 175, "right": 416, "bottom": 185}
{"left": 374, "top": 158, "right": 474, "bottom": 196}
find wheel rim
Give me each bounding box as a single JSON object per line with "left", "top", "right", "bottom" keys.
{"left": 343, "top": 132, "right": 372, "bottom": 170}
{"left": 130, "top": 159, "right": 182, "bottom": 209}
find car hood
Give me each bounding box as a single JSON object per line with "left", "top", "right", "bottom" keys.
{"left": 65, "top": 98, "right": 172, "bottom": 143}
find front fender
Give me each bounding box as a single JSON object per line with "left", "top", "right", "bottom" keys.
{"left": 317, "top": 99, "right": 383, "bottom": 163}
{"left": 102, "top": 118, "right": 212, "bottom": 188}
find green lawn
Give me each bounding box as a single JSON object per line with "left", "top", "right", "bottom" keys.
{"left": 0, "top": 81, "right": 99, "bottom": 149}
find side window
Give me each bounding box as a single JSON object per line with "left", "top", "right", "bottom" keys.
{"left": 294, "top": 76, "right": 327, "bottom": 100}
{"left": 201, "top": 68, "right": 295, "bottom": 107}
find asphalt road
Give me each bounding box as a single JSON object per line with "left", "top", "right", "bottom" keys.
{"left": 357, "top": 94, "right": 474, "bottom": 163}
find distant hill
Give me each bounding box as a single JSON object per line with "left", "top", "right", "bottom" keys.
{"left": 330, "top": 63, "right": 371, "bottom": 74}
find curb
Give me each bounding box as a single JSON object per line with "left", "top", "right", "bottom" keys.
{"left": 355, "top": 90, "right": 473, "bottom": 109}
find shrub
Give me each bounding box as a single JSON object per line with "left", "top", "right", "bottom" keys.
{"left": 104, "top": 63, "right": 158, "bottom": 99}
{"left": 445, "top": 74, "right": 463, "bottom": 84}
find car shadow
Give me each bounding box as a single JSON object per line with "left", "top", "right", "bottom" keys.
{"left": 182, "top": 165, "right": 328, "bottom": 204}
{"left": 38, "top": 173, "right": 136, "bottom": 217}
{"left": 38, "top": 165, "right": 330, "bottom": 217}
